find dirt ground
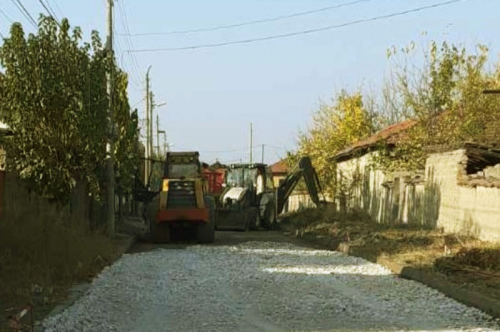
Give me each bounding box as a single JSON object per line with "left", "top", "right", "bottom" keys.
{"left": 279, "top": 208, "right": 500, "bottom": 301}
{"left": 0, "top": 234, "right": 133, "bottom": 332}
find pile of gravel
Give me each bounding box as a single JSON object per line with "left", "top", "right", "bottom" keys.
{"left": 42, "top": 241, "right": 500, "bottom": 332}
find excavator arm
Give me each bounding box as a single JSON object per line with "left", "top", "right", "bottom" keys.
{"left": 276, "top": 156, "right": 324, "bottom": 214}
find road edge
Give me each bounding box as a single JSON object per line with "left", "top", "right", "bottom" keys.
{"left": 40, "top": 234, "right": 137, "bottom": 323}
{"left": 286, "top": 231, "right": 500, "bottom": 319}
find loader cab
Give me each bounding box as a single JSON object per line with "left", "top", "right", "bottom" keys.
{"left": 223, "top": 163, "right": 273, "bottom": 204}
{"left": 164, "top": 152, "right": 201, "bottom": 180}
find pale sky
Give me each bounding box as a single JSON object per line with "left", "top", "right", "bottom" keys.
{"left": 1, "top": 0, "right": 499, "bottom": 164}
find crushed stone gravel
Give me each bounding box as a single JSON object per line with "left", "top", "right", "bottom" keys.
{"left": 42, "top": 241, "right": 500, "bottom": 332}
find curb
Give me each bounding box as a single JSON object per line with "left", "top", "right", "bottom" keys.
{"left": 338, "top": 242, "right": 500, "bottom": 319}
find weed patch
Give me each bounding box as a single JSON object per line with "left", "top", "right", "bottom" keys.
{"left": 0, "top": 216, "right": 117, "bottom": 330}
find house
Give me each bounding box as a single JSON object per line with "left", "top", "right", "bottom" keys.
{"left": 332, "top": 119, "right": 500, "bottom": 242}
{"left": 270, "top": 160, "right": 288, "bottom": 188}
{"left": 270, "top": 159, "right": 320, "bottom": 213}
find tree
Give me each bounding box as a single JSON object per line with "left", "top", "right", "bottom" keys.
{"left": 0, "top": 16, "right": 139, "bottom": 204}
{"left": 374, "top": 40, "right": 500, "bottom": 171}
{"left": 292, "top": 91, "right": 375, "bottom": 194}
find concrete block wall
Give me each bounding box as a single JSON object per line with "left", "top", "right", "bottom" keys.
{"left": 427, "top": 150, "right": 500, "bottom": 241}
{"left": 335, "top": 149, "right": 500, "bottom": 242}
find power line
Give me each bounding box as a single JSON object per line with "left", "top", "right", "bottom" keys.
{"left": 47, "top": 0, "right": 64, "bottom": 19}
{"left": 38, "top": 0, "right": 61, "bottom": 27}
{"left": 0, "top": 8, "right": 14, "bottom": 23}
{"left": 115, "top": 0, "right": 142, "bottom": 87}
{"left": 11, "top": 0, "right": 37, "bottom": 28}
{"left": 126, "top": 0, "right": 467, "bottom": 53}
{"left": 44, "top": 0, "right": 62, "bottom": 20}
{"left": 119, "top": 0, "right": 373, "bottom": 37}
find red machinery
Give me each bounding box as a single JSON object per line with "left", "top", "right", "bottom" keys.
{"left": 202, "top": 168, "right": 225, "bottom": 195}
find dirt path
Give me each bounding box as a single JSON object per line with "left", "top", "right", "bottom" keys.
{"left": 42, "top": 231, "right": 499, "bottom": 332}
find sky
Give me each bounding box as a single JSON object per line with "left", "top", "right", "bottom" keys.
{"left": 1, "top": 0, "right": 499, "bottom": 165}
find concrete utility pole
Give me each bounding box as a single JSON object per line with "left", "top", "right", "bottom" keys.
{"left": 106, "top": 0, "right": 115, "bottom": 237}
{"left": 144, "top": 66, "right": 151, "bottom": 185}
{"left": 249, "top": 123, "right": 253, "bottom": 164}
{"left": 261, "top": 144, "right": 265, "bottom": 163}
{"left": 156, "top": 114, "right": 160, "bottom": 157}
{"left": 149, "top": 91, "right": 154, "bottom": 160}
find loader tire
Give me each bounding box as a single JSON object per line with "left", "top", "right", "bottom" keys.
{"left": 249, "top": 208, "right": 261, "bottom": 231}
{"left": 145, "top": 196, "right": 170, "bottom": 243}
{"left": 262, "top": 203, "right": 276, "bottom": 230}
{"left": 150, "top": 220, "right": 171, "bottom": 243}
{"left": 197, "top": 196, "right": 216, "bottom": 243}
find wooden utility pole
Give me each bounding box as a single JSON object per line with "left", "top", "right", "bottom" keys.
{"left": 249, "top": 123, "right": 253, "bottom": 164}
{"left": 106, "top": 0, "right": 115, "bottom": 237}
{"left": 261, "top": 144, "right": 265, "bottom": 163}
{"left": 144, "top": 66, "right": 151, "bottom": 185}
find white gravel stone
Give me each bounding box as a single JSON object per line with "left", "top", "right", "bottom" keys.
{"left": 42, "top": 241, "right": 500, "bottom": 332}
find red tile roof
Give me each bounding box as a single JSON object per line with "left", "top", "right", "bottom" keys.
{"left": 270, "top": 160, "right": 289, "bottom": 174}
{"left": 334, "top": 119, "right": 417, "bottom": 161}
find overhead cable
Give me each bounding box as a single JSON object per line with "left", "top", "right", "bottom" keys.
{"left": 120, "top": 0, "right": 374, "bottom": 37}
{"left": 125, "top": 0, "right": 467, "bottom": 53}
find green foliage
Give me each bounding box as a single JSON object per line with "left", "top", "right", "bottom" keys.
{"left": 291, "top": 91, "right": 375, "bottom": 194}
{"left": 376, "top": 40, "right": 500, "bottom": 171}
{"left": 293, "top": 38, "right": 500, "bottom": 194}
{"left": 0, "top": 16, "right": 139, "bottom": 203}
{"left": 114, "top": 70, "right": 139, "bottom": 195}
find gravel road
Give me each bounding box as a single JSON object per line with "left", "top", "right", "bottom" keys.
{"left": 42, "top": 235, "right": 500, "bottom": 332}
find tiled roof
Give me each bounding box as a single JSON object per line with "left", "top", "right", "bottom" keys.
{"left": 334, "top": 119, "right": 417, "bottom": 161}
{"left": 270, "top": 160, "right": 288, "bottom": 174}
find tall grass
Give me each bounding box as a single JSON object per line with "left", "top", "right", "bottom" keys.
{"left": 0, "top": 214, "right": 116, "bottom": 308}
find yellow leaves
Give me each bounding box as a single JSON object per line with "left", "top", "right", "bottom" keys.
{"left": 296, "top": 90, "right": 375, "bottom": 194}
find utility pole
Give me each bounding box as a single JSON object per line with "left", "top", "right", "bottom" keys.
{"left": 106, "top": 0, "right": 115, "bottom": 237}
{"left": 249, "top": 123, "right": 253, "bottom": 164}
{"left": 144, "top": 66, "right": 151, "bottom": 186}
{"left": 261, "top": 144, "right": 265, "bottom": 163}
{"left": 149, "top": 91, "right": 154, "bottom": 160}
{"left": 163, "top": 134, "right": 167, "bottom": 154}
{"left": 156, "top": 114, "right": 160, "bottom": 157}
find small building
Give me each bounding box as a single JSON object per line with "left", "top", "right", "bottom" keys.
{"left": 333, "top": 120, "right": 500, "bottom": 242}
{"left": 270, "top": 160, "right": 288, "bottom": 188}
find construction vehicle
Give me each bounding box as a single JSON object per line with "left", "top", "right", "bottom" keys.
{"left": 139, "top": 151, "right": 216, "bottom": 243}
{"left": 216, "top": 156, "right": 324, "bottom": 231}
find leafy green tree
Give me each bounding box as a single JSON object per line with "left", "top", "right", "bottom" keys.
{"left": 375, "top": 40, "right": 500, "bottom": 171}
{"left": 0, "top": 16, "right": 139, "bottom": 203}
